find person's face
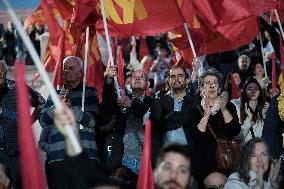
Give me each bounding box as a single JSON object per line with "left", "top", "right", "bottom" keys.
{"left": 154, "top": 152, "right": 191, "bottom": 189}
{"left": 158, "top": 48, "right": 167, "bottom": 59}
{"left": 201, "top": 75, "right": 219, "bottom": 99}
{"left": 130, "top": 70, "right": 147, "bottom": 91}
{"left": 254, "top": 63, "right": 264, "bottom": 77}
{"left": 238, "top": 58, "right": 249, "bottom": 71}
{"left": 0, "top": 64, "right": 7, "bottom": 85}
{"left": 245, "top": 82, "right": 260, "bottom": 101}
{"left": 232, "top": 73, "right": 241, "bottom": 86}
{"left": 204, "top": 174, "right": 226, "bottom": 189}
{"left": 63, "top": 59, "right": 83, "bottom": 83}
{"left": 250, "top": 142, "right": 270, "bottom": 173}
{"left": 169, "top": 68, "right": 187, "bottom": 91}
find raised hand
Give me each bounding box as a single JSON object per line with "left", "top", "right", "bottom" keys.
{"left": 269, "top": 158, "right": 281, "bottom": 189}
{"left": 203, "top": 97, "right": 211, "bottom": 117}
{"left": 220, "top": 91, "right": 228, "bottom": 111}
{"left": 105, "top": 65, "right": 118, "bottom": 79}
{"left": 245, "top": 103, "right": 253, "bottom": 120}
{"left": 262, "top": 102, "right": 269, "bottom": 117}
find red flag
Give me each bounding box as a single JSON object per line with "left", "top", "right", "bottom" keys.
{"left": 139, "top": 38, "right": 149, "bottom": 61}
{"left": 70, "top": 0, "right": 99, "bottom": 42}
{"left": 24, "top": 4, "right": 45, "bottom": 30}
{"left": 15, "top": 60, "right": 47, "bottom": 189}
{"left": 52, "top": 0, "right": 73, "bottom": 20}
{"left": 95, "top": 0, "right": 187, "bottom": 37}
{"left": 52, "top": 31, "right": 65, "bottom": 89}
{"left": 171, "top": 0, "right": 274, "bottom": 58}
{"left": 117, "top": 47, "right": 124, "bottom": 88}
{"left": 137, "top": 119, "right": 154, "bottom": 189}
{"left": 230, "top": 74, "right": 240, "bottom": 99}
{"left": 74, "top": 31, "right": 104, "bottom": 102}
{"left": 41, "top": 0, "right": 62, "bottom": 58}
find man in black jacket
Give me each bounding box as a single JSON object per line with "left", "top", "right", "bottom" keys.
{"left": 101, "top": 67, "right": 162, "bottom": 174}
{"left": 160, "top": 64, "right": 198, "bottom": 145}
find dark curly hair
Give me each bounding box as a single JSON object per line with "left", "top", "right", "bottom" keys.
{"left": 240, "top": 77, "right": 264, "bottom": 124}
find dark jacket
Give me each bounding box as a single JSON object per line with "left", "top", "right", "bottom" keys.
{"left": 100, "top": 80, "right": 162, "bottom": 170}
{"left": 262, "top": 94, "right": 284, "bottom": 159}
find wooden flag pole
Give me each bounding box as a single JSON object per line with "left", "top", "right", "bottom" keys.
{"left": 100, "top": 0, "right": 121, "bottom": 98}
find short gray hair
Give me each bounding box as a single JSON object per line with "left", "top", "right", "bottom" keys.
{"left": 0, "top": 59, "right": 8, "bottom": 73}
{"left": 63, "top": 56, "right": 83, "bottom": 70}
{"left": 238, "top": 54, "right": 251, "bottom": 65}
{"left": 198, "top": 68, "right": 223, "bottom": 87}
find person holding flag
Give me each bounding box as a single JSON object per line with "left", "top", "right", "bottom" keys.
{"left": 39, "top": 56, "right": 99, "bottom": 189}
{"left": 102, "top": 67, "right": 162, "bottom": 174}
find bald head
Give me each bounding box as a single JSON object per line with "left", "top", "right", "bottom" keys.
{"left": 204, "top": 172, "right": 227, "bottom": 189}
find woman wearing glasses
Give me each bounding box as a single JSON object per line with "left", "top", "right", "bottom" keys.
{"left": 189, "top": 69, "right": 241, "bottom": 188}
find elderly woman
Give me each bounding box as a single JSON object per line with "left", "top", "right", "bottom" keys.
{"left": 190, "top": 68, "right": 241, "bottom": 188}
{"left": 224, "top": 138, "right": 281, "bottom": 189}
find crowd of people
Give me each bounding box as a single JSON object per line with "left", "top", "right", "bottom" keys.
{"left": 0, "top": 13, "right": 284, "bottom": 189}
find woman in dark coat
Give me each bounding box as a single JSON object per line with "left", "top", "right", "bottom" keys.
{"left": 189, "top": 69, "right": 241, "bottom": 188}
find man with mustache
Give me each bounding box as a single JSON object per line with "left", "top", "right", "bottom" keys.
{"left": 154, "top": 144, "right": 193, "bottom": 189}
{"left": 160, "top": 64, "right": 198, "bottom": 145}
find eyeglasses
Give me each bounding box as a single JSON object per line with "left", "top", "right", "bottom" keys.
{"left": 246, "top": 87, "right": 260, "bottom": 93}
{"left": 203, "top": 81, "right": 219, "bottom": 87}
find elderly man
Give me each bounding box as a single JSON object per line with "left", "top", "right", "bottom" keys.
{"left": 102, "top": 66, "right": 161, "bottom": 174}
{"left": 154, "top": 144, "right": 194, "bottom": 189}
{"left": 39, "top": 56, "right": 99, "bottom": 189}
{"left": 160, "top": 64, "right": 198, "bottom": 145}
{"left": 237, "top": 54, "right": 251, "bottom": 85}
{"left": 0, "top": 60, "right": 45, "bottom": 189}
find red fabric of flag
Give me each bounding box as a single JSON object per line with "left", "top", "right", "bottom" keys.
{"left": 15, "top": 60, "right": 47, "bottom": 189}
{"left": 137, "top": 119, "right": 154, "bottom": 189}
{"left": 139, "top": 38, "right": 149, "bottom": 61}
{"left": 70, "top": 0, "right": 99, "bottom": 42}
{"left": 41, "top": 0, "right": 63, "bottom": 66}
{"left": 52, "top": 31, "right": 65, "bottom": 89}
{"left": 52, "top": 0, "right": 73, "bottom": 20}
{"left": 73, "top": 30, "right": 104, "bottom": 102}
{"left": 95, "top": 0, "right": 187, "bottom": 37}
{"left": 117, "top": 47, "right": 124, "bottom": 88}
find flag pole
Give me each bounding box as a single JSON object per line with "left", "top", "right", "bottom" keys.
{"left": 258, "top": 32, "right": 268, "bottom": 78}
{"left": 1, "top": 0, "right": 82, "bottom": 154}
{"left": 81, "top": 26, "right": 89, "bottom": 130}
{"left": 183, "top": 23, "right": 197, "bottom": 58}
{"left": 274, "top": 9, "right": 284, "bottom": 41}
{"left": 100, "top": 0, "right": 121, "bottom": 98}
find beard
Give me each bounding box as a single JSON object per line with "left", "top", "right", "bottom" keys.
{"left": 171, "top": 81, "right": 187, "bottom": 93}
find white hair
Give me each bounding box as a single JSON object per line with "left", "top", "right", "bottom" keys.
{"left": 63, "top": 56, "right": 84, "bottom": 70}
{"left": 238, "top": 54, "right": 251, "bottom": 65}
